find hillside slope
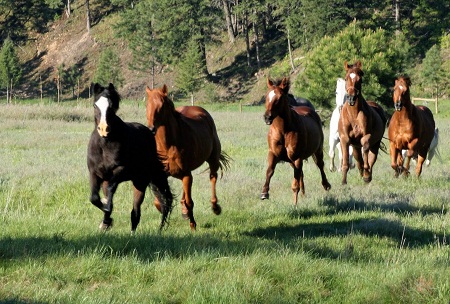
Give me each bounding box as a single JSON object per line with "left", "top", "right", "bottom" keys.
{"left": 20, "top": 1, "right": 289, "bottom": 103}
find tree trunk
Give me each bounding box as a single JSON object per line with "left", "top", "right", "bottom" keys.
{"left": 244, "top": 13, "right": 251, "bottom": 67}
{"left": 6, "top": 82, "right": 10, "bottom": 104}
{"left": 191, "top": 92, "right": 194, "bottom": 106}
{"left": 222, "top": 0, "right": 235, "bottom": 43}
{"left": 253, "top": 10, "right": 261, "bottom": 71}
{"left": 86, "top": 0, "right": 91, "bottom": 34}
{"left": 287, "top": 28, "right": 295, "bottom": 72}
{"left": 66, "top": 0, "right": 71, "bottom": 18}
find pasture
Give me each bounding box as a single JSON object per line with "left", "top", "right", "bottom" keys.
{"left": 1, "top": 99, "right": 450, "bottom": 303}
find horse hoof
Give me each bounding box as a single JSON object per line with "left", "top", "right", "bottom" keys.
{"left": 99, "top": 218, "right": 113, "bottom": 230}
{"left": 323, "top": 182, "right": 331, "bottom": 191}
{"left": 190, "top": 222, "right": 197, "bottom": 231}
{"left": 181, "top": 212, "right": 190, "bottom": 220}
{"left": 260, "top": 192, "right": 269, "bottom": 200}
{"left": 212, "top": 204, "right": 222, "bottom": 215}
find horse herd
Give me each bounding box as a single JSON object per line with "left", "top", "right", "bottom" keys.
{"left": 87, "top": 60, "right": 438, "bottom": 233}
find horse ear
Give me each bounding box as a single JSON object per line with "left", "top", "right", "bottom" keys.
{"left": 355, "top": 60, "right": 362, "bottom": 69}
{"left": 267, "top": 77, "right": 274, "bottom": 88}
{"left": 146, "top": 86, "right": 152, "bottom": 95}
{"left": 108, "top": 83, "right": 116, "bottom": 93}
{"left": 344, "top": 61, "right": 349, "bottom": 71}
{"left": 405, "top": 77, "right": 412, "bottom": 87}
{"left": 93, "top": 83, "right": 103, "bottom": 94}
{"left": 280, "top": 77, "right": 290, "bottom": 93}
{"left": 161, "top": 84, "right": 168, "bottom": 95}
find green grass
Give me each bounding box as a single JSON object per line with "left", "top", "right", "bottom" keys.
{"left": 1, "top": 100, "right": 450, "bottom": 303}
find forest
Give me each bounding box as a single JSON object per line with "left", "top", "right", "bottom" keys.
{"left": 0, "top": 0, "right": 448, "bottom": 106}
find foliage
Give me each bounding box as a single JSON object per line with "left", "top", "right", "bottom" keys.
{"left": 175, "top": 37, "right": 205, "bottom": 102}
{"left": 93, "top": 48, "right": 124, "bottom": 88}
{"left": 414, "top": 44, "right": 448, "bottom": 98}
{"left": 293, "top": 21, "right": 411, "bottom": 108}
{"left": 0, "top": 37, "right": 22, "bottom": 101}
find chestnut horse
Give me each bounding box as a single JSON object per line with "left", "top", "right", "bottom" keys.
{"left": 260, "top": 78, "right": 331, "bottom": 205}
{"left": 145, "top": 85, "right": 231, "bottom": 230}
{"left": 338, "top": 61, "right": 387, "bottom": 184}
{"left": 388, "top": 76, "right": 435, "bottom": 177}
{"left": 87, "top": 83, "right": 173, "bottom": 233}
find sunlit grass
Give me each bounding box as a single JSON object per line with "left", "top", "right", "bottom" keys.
{"left": 1, "top": 100, "right": 449, "bottom": 303}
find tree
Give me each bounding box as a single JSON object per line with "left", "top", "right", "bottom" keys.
{"left": 293, "top": 21, "right": 411, "bottom": 108}
{"left": 93, "top": 48, "right": 124, "bottom": 88}
{"left": 175, "top": 38, "right": 205, "bottom": 105}
{"left": 417, "top": 44, "right": 446, "bottom": 98}
{"left": 0, "top": 37, "right": 22, "bottom": 103}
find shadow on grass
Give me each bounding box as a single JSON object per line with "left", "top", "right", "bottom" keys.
{"left": 1, "top": 196, "right": 446, "bottom": 264}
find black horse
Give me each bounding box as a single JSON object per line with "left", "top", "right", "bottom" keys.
{"left": 87, "top": 83, "right": 173, "bottom": 233}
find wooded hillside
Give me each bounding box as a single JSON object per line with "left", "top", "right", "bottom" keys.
{"left": 0, "top": 0, "right": 449, "bottom": 106}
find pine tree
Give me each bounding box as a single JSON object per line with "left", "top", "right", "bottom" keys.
{"left": 93, "top": 48, "right": 124, "bottom": 88}
{"left": 0, "top": 37, "right": 22, "bottom": 104}
{"left": 175, "top": 38, "right": 205, "bottom": 105}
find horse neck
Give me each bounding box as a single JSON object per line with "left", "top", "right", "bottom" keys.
{"left": 155, "top": 108, "right": 182, "bottom": 149}
{"left": 277, "top": 97, "right": 296, "bottom": 127}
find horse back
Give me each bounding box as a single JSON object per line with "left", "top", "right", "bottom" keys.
{"left": 291, "top": 106, "right": 324, "bottom": 157}
{"left": 167, "top": 105, "right": 220, "bottom": 171}
{"left": 416, "top": 105, "right": 436, "bottom": 146}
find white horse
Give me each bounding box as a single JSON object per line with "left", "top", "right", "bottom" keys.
{"left": 401, "top": 127, "right": 440, "bottom": 166}
{"left": 329, "top": 78, "right": 354, "bottom": 172}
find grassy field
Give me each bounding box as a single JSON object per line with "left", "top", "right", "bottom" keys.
{"left": 1, "top": 98, "right": 450, "bottom": 303}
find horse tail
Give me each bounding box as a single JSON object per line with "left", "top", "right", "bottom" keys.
{"left": 150, "top": 173, "right": 174, "bottom": 231}
{"left": 218, "top": 151, "right": 232, "bottom": 176}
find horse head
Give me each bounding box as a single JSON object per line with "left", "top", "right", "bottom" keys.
{"left": 335, "top": 78, "right": 346, "bottom": 108}
{"left": 264, "top": 77, "right": 290, "bottom": 125}
{"left": 393, "top": 76, "right": 412, "bottom": 111}
{"left": 145, "top": 84, "right": 174, "bottom": 134}
{"left": 344, "top": 61, "right": 364, "bottom": 106}
{"left": 93, "top": 83, "right": 120, "bottom": 138}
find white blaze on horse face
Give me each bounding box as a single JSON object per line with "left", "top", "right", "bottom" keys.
{"left": 268, "top": 90, "right": 276, "bottom": 103}
{"left": 349, "top": 73, "right": 356, "bottom": 80}
{"left": 399, "top": 85, "right": 404, "bottom": 91}
{"left": 95, "top": 96, "right": 109, "bottom": 137}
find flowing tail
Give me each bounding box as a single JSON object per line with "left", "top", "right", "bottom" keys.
{"left": 150, "top": 173, "right": 174, "bottom": 231}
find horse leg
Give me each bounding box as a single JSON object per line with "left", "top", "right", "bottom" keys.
{"left": 261, "top": 152, "right": 279, "bottom": 200}
{"left": 360, "top": 135, "right": 372, "bottom": 183}
{"left": 181, "top": 174, "right": 196, "bottom": 230}
{"left": 340, "top": 138, "right": 351, "bottom": 185}
{"left": 130, "top": 185, "right": 145, "bottom": 234}
{"left": 98, "top": 181, "right": 118, "bottom": 230}
{"left": 415, "top": 149, "right": 428, "bottom": 177}
{"left": 329, "top": 137, "right": 337, "bottom": 172}
{"left": 89, "top": 174, "right": 113, "bottom": 229}
{"left": 348, "top": 145, "right": 355, "bottom": 169}
{"left": 352, "top": 146, "right": 364, "bottom": 176}
{"left": 312, "top": 149, "right": 331, "bottom": 191}
{"left": 291, "top": 160, "right": 304, "bottom": 206}
{"left": 390, "top": 144, "right": 403, "bottom": 177}
{"left": 209, "top": 170, "right": 222, "bottom": 215}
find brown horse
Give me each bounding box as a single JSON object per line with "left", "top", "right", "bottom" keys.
{"left": 145, "top": 85, "right": 231, "bottom": 230}
{"left": 260, "top": 77, "right": 331, "bottom": 205}
{"left": 388, "top": 76, "right": 435, "bottom": 177}
{"left": 338, "top": 60, "right": 387, "bottom": 184}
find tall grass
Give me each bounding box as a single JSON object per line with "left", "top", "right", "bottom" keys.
{"left": 1, "top": 100, "right": 449, "bottom": 303}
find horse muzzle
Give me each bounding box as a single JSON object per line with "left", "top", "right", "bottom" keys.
{"left": 97, "top": 122, "right": 110, "bottom": 137}
{"left": 394, "top": 101, "right": 402, "bottom": 111}
{"left": 345, "top": 94, "right": 356, "bottom": 106}
{"left": 263, "top": 114, "right": 273, "bottom": 125}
